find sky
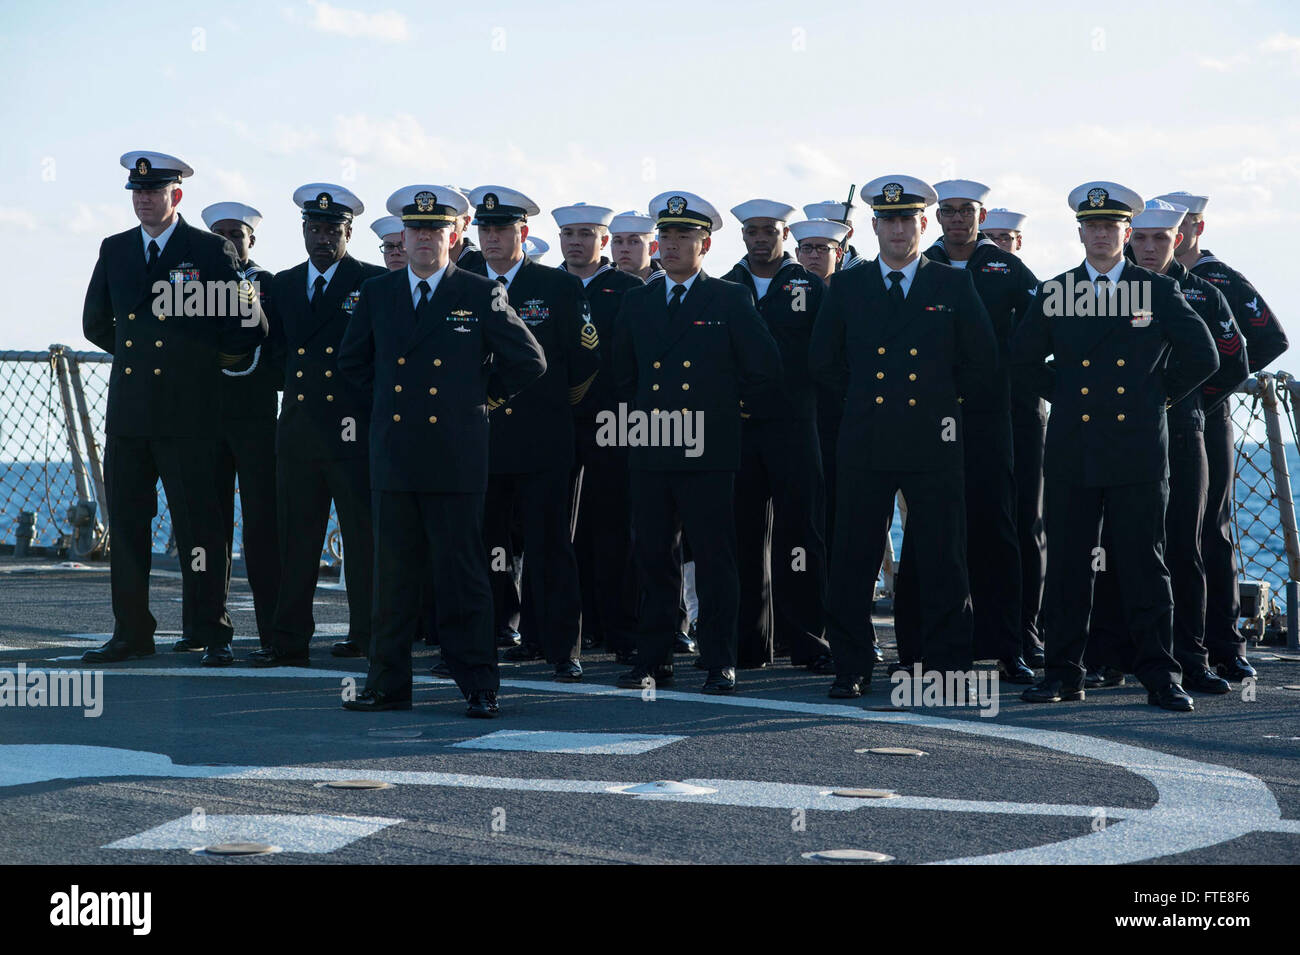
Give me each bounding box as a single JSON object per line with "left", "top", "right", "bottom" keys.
{"left": 2, "top": 0, "right": 1299, "bottom": 359}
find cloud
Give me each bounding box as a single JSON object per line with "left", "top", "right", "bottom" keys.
{"left": 209, "top": 167, "right": 254, "bottom": 198}
{"left": 1198, "top": 55, "right": 1248, "bottom": 72}
{"left": 332, "top": 113, "right": 450, "bottom": 167}
{"left": 304, "top": 1, "right": 408, "bottom": 42}
{"left": 1260, "top": 32, "right": 1300, "bottom": 55}
{"left": 68, "top": 204, "right": 134, "bottom": 235}
{"left": 0, "top": 208, "right": 38, "bottom": 231}
{"left": 784, "top": 144, "right": 849, "bottom": 183}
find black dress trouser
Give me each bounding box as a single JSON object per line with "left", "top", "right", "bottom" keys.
{"left": 894, "top": 411, "right": 1021, "bottom": 665}
{"left": 734, "top": 416, "right": 830, "bottom": 667}
{"left": 182, "top": 417, "right": 280, "bottom": 646}
{"left": 106, "top": 435, "right": 233, "bottom": 650}
{"left": 484, "top": 469, "right": 582, "bottom": 664}
{"left": 827, "top": 466, "right": 972, "bottom": 679}
{"left": 1088, "top": 426, "right": 1210, "bottom": 674}
{"left": 1042, "top": 477, "right": 1180, "bottom": 692}
{"left": 270, "top": 452, "right": 373, "bottom": 655}
{"left": 630, "top": 469, "right": 738, "bottom": 670}
{"left": 367, "top": 490, "right": 498, "bottom": 698}
{"left": 1202, "top": 402, "right": 1246, "bottom": 662}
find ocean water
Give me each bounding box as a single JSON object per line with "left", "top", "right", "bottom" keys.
{"left": 4, "top": 441, "right": 1297, "bottom": 601}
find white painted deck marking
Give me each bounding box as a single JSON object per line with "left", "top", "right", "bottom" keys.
{"left": 453, "top": 730, "right": 684, "bottom": 754}
{"left": 1, "top": 666, "right": 1296, "bottom": 864}
{"left": 104, "top": 813, "right": 402, "bottom": 853}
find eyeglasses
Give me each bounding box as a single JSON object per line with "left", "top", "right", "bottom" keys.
{"left": 937, "top": 206, "right": 978, "bottom": 220}
{"left": 380, "top": 243, "right": 404, "bottom": 254}
{"left": 797, "top": 243, "right": 838, "bottom": 254}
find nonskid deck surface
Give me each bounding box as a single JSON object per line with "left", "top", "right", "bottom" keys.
{"left": 1, "top": 561, "right": 1297, "bottom": 865}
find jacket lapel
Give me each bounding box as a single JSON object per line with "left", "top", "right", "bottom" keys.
{"left": 872, "top": 255, "right": 926, "bottom": 344}
{"left": 144, "top": 216, "right": 194, "bottom": 287}
{"left": 320, "top": 255, "right": 361, "bottom": 316}
{"left": 402, "top": 262, "right": 459, "bottom": 354}
{"left": 1077, "top": 262, "right": 1130, "bottom": 356}
{"left": 300, "top": 255, "right": 360, "bottom": 340}
{"left": 657, "top": 272, "right": 716, "bottom": 356}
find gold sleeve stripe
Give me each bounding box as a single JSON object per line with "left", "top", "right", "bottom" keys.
{"left": 568, "top": 371, "right": 598, "bottom": 405}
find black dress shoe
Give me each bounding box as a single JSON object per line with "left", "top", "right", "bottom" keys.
{"left": 871, "top": 644, "right": 885, "bottom": 665}
{"left": 343, "top": 688, "right": 412, "bottom": 712}
{"left": 331, "top": 640, "right": 365, "bottom": 658}
{"left": 248, "top": 647, "right": 309, "bottom": 668}
{"left": 172, "top": 637, "right": 206, "bottom": 652}
{"left": 702, "top": 667, "right": 736, "bottom": 695}
{"left": 1084, "top": 666, "right": 1125, "bottom": 689}
{"left": 466, "top": 691, "right": 500, "bottom": 718}
{"left": 82, "top": 639, "right": 155, "bottom": 663}
{"left": 674, "top": 630, "right": 698, "bottom": 654}
{"left": 1148, "top": 683, "right": 1194, "bottom": 712}
{"left": 828, "top": 676, "right": 863, "bottom": 698}
{"left": 804, "top": 653, "right": 836, "bottom": 674}
{"left": 999, "top": 656, "right": 1036, "bottom": 684}
{"left": 1183, "top": 667, "right": 1231, "bottom": 694}
{"left": 554, "top": 659, "right": 583, "bottom": 682}
{"left": 653, "top": 663, "right": 675, "bottom": 685}
{"left": 1026, "top": 646, "right": 1046, "bottom": 668}
{"left": 503, "top": 643, "right": 545, "bottom": 662}
{"left": 616, "top": 666, "right": 656, "bottom": 690}
{"left": 1021, "top": 680, "right": 1085, "bottom": 703}
{"left": 1214, "top": 655, "right": 1257, "bottom": 682}
{"left": 200, "top": 647, "right": 235, "bottom": 667}
{"left": 430, "top": 660, "right": 452, "bottom": 678}
{"left": 614, "top": 649, "right": 636, "bottom": 665}
{"left": 496, "top": 627, "right": 522, "bottom": 648}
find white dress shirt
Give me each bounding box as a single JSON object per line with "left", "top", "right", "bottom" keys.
{"left": 307, "top": 259, "right": 341, "bottom": 298}
{"left": 1084, "top": 258, "right": 1126, "bottom": 289}
{"left": 877, "top": 255, "right": 921, "bottom": 298}
{"left": 486, "top": 256, "right": 526, "bottom": 286}
{"left": 665, "top": 269, "right": 701, "bottom": 304}
{"left": 140, "top": 217, "right": 180, "bottom": 263}
{"left": 409, "top": 263, "right": 448, "bottom": 308}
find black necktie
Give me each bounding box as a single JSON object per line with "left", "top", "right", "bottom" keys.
{"left": 668, "top": 283, "right": 686, "bottom": 317}
{"left": 416, "top": 280, "right": 432, "bottom": 320}
{"left": 496, "top": 275, "right": 508, "bottom": 288}
{"left": 311, "top": 275, "right": 327, "bottom": 311}
{"left": 887, "top": 270, "right": 905, "bottom": 311}
{"left": 146, "top": 239, "right": 160, "bottom": 271}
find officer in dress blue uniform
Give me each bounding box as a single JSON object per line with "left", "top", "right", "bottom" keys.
{"left": 1012, "top": 182, "right": 1219, "bottom": 711}
{"left": 372, "top": 213, "right": 447, "bottom": 656}
{"left": 465, "top": 185, "right": 600, "bottom": 682}
{"left": 248, "top": 184, "right": 386, "bottom": 667}
{"left": 811, "top": 174, "right": 998, "bottom": 699}
{"left": 1158, "top": 191, "right": 1289, "bottom": 684}
{"left": 1086, "top": 199, "right": 1250, "bottom": 694}
{"left": 723, "top": 200, "right": 832, "bottom": 672}
{"left": 82, "top": 151, "right": 266, "bottom": 666}
{"left": 172, "top": 202, "right": 281, "bottom": 650}
{"left": 893, "top": 179, "right": 1037, "bottom": 684}
{"left": 613, "top": 191, "right": 783, "bottom": 694}
{"left": 553, "top": 203, "right": 645, "bottom": 662}
{"left": 338, "top": 185, "right": 546, "bottom": 717}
